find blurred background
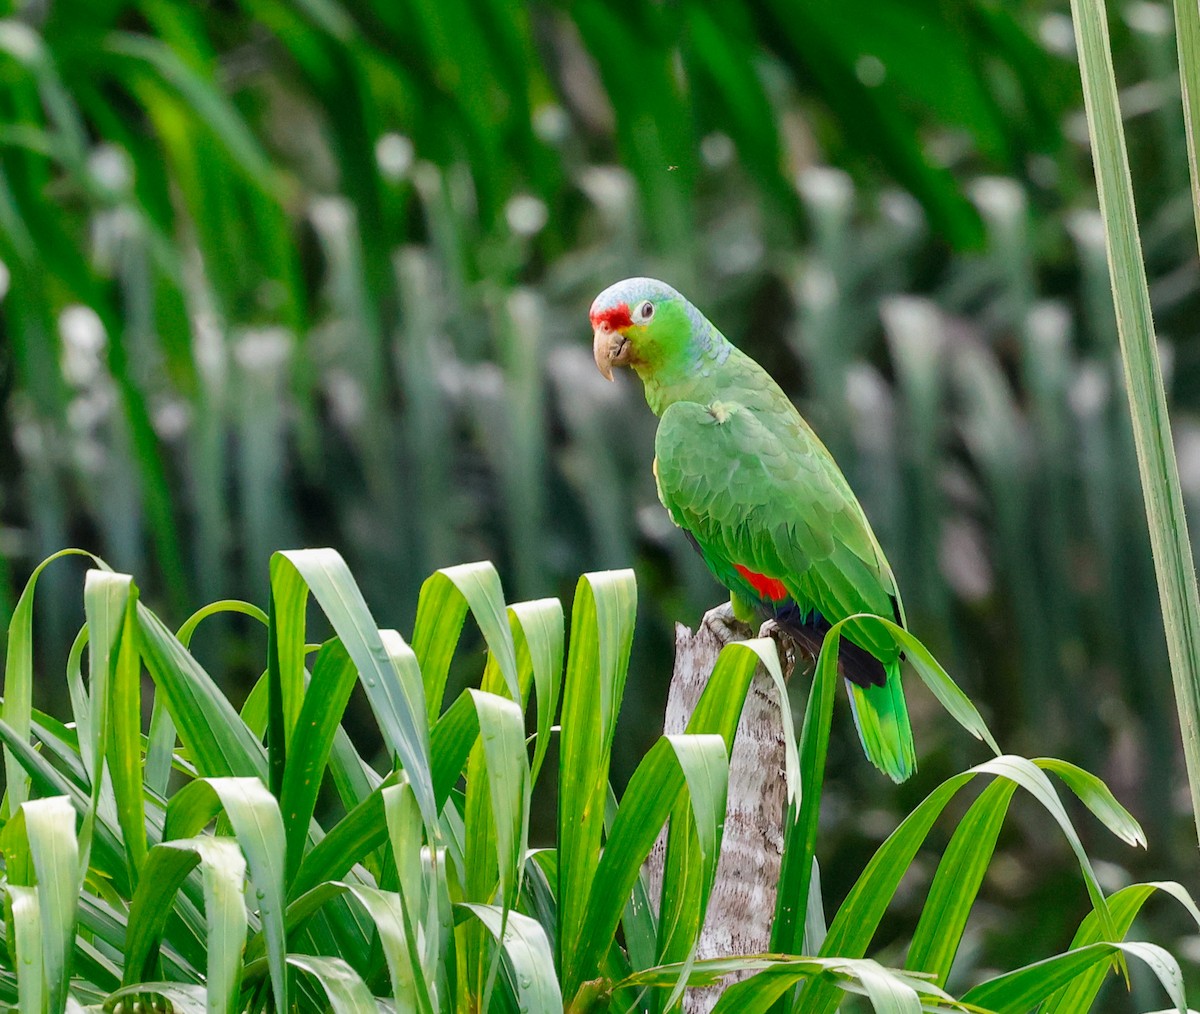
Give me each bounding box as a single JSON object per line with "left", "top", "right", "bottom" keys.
{"left": 1, "top": 0, "right": 1199, "bottom": 1002}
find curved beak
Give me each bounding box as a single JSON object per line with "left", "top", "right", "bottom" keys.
{"left": 593, "top": 325, "right": 631, "bottom": 382}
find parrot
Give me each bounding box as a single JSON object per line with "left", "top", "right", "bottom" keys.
{"left": 590, "top": 276, "right": 915, "bottom": 782}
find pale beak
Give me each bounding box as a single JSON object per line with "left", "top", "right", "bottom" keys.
{"left": 592, "top": 326, "right": 630, "bottom": 381}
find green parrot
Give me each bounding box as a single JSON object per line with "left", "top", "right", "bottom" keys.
{"left": 590, "top": 277, "right": 915, "bottom": 782}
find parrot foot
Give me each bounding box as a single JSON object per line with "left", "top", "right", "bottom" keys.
{"left": 756, "top": 619, "right": 809, "bottom": 684}
{"left": 700, "top": 604, "right": 801, "bottom": 682}
{"left": 700, "top": 602, "right": 754, "bottom": 647}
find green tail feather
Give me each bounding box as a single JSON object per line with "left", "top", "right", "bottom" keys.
{"left": 847, "top": 659, "right": 915, "bottom": 783}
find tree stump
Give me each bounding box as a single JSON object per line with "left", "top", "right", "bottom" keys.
{"left": 644, "top": 604, "right": 792, "bottom": 1013}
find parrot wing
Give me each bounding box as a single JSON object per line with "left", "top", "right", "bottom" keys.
{"left": 653, "top": 398, "right": 902, "bottom": 665}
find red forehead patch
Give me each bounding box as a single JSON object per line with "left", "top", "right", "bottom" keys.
{"left": 590, "top": 301, "right": 633, "bottom": 330}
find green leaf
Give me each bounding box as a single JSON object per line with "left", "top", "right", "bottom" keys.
{"left": 617, "top": 955, "right": 961, "bottom": 1013}
{"left": 124, "top": 837, "right": 247, "bottom": 1014}
{"left": 508, "top": 598, "right": 564, "bottom": 786}
{"left": 962, "top": 940, "right": 1186, "bottom": 1012}
{"left": 104, "top": 982, "right": 208, "bottom": 1013}
{"left": 272, "top": 549, "right": 436, "bottom": 829}
{"left": 906, "top": 779, "right": 1018, "bottom": 986}
{"left": 175, "top": 600, "right": 269, "bottom": 649}
{"left": 430, "top": 689, "right": 480, "bottom": 805}
{"left": 570, "top": 733, "right": 730, "bottom": 1006}
{"left": 1034, "top": 757, "right": 1146, "bottom": 848}
{"left": 0, "top": 721, "right": 129, "bottom": 895}
{"left": 136, "top": 604, "right": 267, "bottom": 780}
{"left": 653, "top": 735, "right": 731, "bottom": 1012}
{"left": 802, "top": 756, "right": 1119, "bottom": 1014}
{"left": 290, "top": 776, "right": 399, "bottom": 900}
{"left": 285, "top": 953, "right": 378, "bottom": 1013}
{"left": 1041, "top": 880, "right": 1200, "bottom": 1013}
{"left": 1069, "top": 0, "right": 1200, "bottom": 847}
{"left": 458, "top": 904, "right": 563, "bottom": 1013}
{"left": 774, "top": 612, "right": 998, "bottom": 963}
{"left": 5, "top": 884, "right": 44, "bottom": 1014}
{"left": 859, "top": 614, "right": 1000, "bottom": 753}
{"left": 195, "top": 779, "right": 289, "bottom": 1013}
{"left": 267, "top": 554, "right": 311, "bottom": 779}
{"left": 22, "top": 796, "right": 80, "bottom": 1012}
{"left": 465, "top": 688, "right": 530, "bottom": 910}
{"left": 412, "top": 561, "right": 522, "bottom": 721}
{"left": 88, "top": 571, "right": 147, "bottom": 879}
{"left": 771, "top": 611, "right": 840, "bottom": 957}
{"left": 3, "top": 549, "right": 104, "bottom": 817}
{"left": 279, "top": 637, "right": 357, "bottom": 881}
{"left": 383, "top": 779, "right": 441, "bottom": 1013}
{"left": 557, "top": 569, "right": 636, "bottom": 997}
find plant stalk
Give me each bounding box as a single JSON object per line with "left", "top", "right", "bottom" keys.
{"left": 1071, "top": 0, "right": 1200, "bottom": 845}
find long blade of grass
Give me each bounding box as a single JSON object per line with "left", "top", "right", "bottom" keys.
{"left": 457, "top": 684, "right": 532, "bottom": 1008}
{"left": 905, "top": 779, "right": 1018, "bottom": 986}
{"left": 458, "top": 904, "right": 563, "bottom": 1013}
{"left": 773, "top": 613, "right": 998, "bottom": 971}
{"left": 382, "top": 779, "right": 441, "bottom": 1013}
{"left": 556, "top": 569, "right": 636, "bottom": 998}
{"left": 799, "top": 756, "right": 1118, "bottom": 1014}
{"left": 5, "top": 884, "right": 44, "bottom": 1014}
{"left": 572, "top": 630, "right": 768, "bottom": 1007}
{"left": 618, "top": 955, "right": 960, "bottom": 1013}
{"left": 23, "top": 795, "right": 79, "bottom": 1013}
{"left": 273, "top": 549, "right": 436, "bottom": 829}
{"left": 136, "top": 604, "right": 267, "bottom": 779}
{"left": 279, "top": 637, "right": 357, "bottom": 881}
{"left": 652, "top": 734, "right": 730, "bottom": 1012}
{"left": 201, "top": 778, "right": 289, "bottom": 1013}
{"left": 267, "top": 555, "right": 311, "bottom": 787}
{"left": 285, "top": 953, "right": 377, "bottom": 1013}
{"left": 345, "top": 884, "right": 433, "bottom": 1014}
{"left": 1070, "top": 0, "right": 1200, "bottom": 844}
{"left": 1041, "top": 880, "right": 1200, "bottom": 1013}
{"left": 97, "top": 573, "right": 147, "bottom": 878}
{"left": 2, "top": 549, "right": 103, "bottom": 817}
{"left": 1034, "top": 757, "right": 1146, "bottom": 847}
{"left": 0, "top": 721, "right": 129, "bottom": 895}
{"left": 290, "top": 775, "right": 399, "bottom": 900}
{"left": 508, "top": 598, "right": 564, "bottom": 786}
{"left": 771, "top": 615, "right": 839, "bottom": 960}
{"left": 465, "top": 688, "right": 529, "bottom": 911}
{"left": 962, "top": 940, "right": 1186, "bottom": 1013}
{"left": 1172, "top": 0, "right": 1200, "bottom": 258}
{"left": 570, "top": 734, "right": 731, "bottom": 1004}
{"left": 412, "top": 561, "right": 522, "bottom": 722}
{"left": 104, "top": 983, "right": 207, "bottom": 1014}
{"left": 124, "top": 838, "right": 248, "bottom": 1014}
{"left": 430, "top": 689, "right": 481, "bottom": 804}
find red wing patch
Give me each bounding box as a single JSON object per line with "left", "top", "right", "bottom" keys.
{"left": 735, "top": 564, "right": 789, "bottom": 602}
{"left": 590, "top": 301, "right": 633, "bottom": 330}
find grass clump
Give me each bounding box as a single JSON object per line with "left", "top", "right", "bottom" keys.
{"left": 0, "top": 549, "right": 1194, "bottom": 1011}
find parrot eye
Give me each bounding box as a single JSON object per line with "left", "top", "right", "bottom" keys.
{"left": 636, "top": 300, "right": 655, "bottom": 322}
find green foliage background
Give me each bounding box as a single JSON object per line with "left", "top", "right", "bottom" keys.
{"left": 1, "top": 0, "right": 1200, "bottom": 999}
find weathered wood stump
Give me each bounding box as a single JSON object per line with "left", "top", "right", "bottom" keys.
{"left": 645, "top": 604, "right": 794, "bottom": 1013}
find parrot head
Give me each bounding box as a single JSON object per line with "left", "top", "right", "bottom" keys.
{"left": 590, "top": 277, "right": 694, "bottom": 382}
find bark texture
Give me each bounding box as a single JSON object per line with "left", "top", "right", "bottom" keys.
{"left": 644, "top": 605, "right": 790, "bottom": 1013}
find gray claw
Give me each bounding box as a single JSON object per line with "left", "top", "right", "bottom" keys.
{"left": 701, "top": 602, "right": 754, "bottom": 646}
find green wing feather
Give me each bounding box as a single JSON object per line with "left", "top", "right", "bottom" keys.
{"left": 653, "top": 391, "right": 915, "bottom": 781}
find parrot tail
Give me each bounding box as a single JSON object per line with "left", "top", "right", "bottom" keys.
{"left": 847, "top": 658, "right": 916, "bottom": 783}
